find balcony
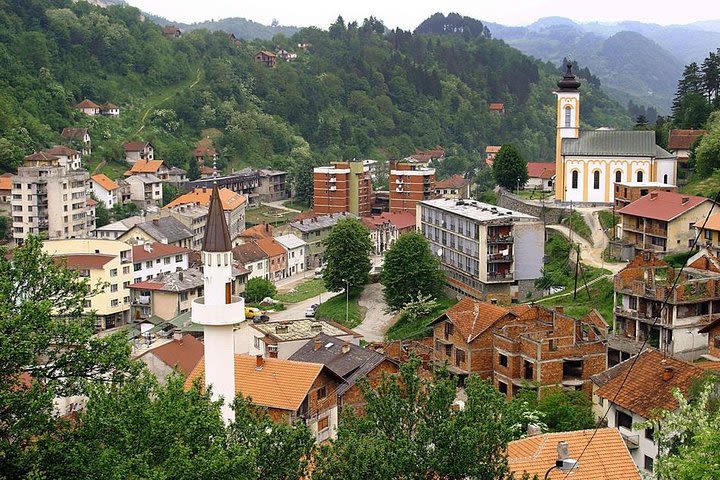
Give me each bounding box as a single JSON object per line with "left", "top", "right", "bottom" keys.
{"left": 488, "top": 235, "right": 514, "bottom": 244}
{"left": 486, "top": 272, "right": 513, "bottom": 282}
{"left": 621, "top": 433, "right": 640, "bottom": 450}
{"left": 132, "top": 295, "right": 151, "bottom": 306}
{"left": 487, "top": 253, "right": 512, "bottom": 263}
{"left": 329, "top": 177, "right": 336, "bottom": 183}
{"left": 644, "top": 225, "right": 668, "bottom": 238}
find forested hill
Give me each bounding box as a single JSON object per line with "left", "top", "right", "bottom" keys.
{"left": 0, "top": 2, "right": 631, "bottom": 187}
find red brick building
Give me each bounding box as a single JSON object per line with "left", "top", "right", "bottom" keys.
{"left": 389, "top": 159, "right": 435, "bottom": 213}
{"left": 313, "top": 161, "right": 372, "bottom": 216}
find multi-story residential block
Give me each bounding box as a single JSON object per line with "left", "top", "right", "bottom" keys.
{"left": 389, "top": 159, "right": 436, "bottom": 213}
{"left": 613, "top": 181, "right": 677, "bottom": 210}
{"left": 0, "top": 174, "right": 12, "bottom": 215}
{"left": 313, "top": 161, "right": 372, "bottom": 216}
{"left": 188, "top": 168, "right": 260, "bottom": 206}
{"left": 11, "top": 152, "right": 93, "bottom": 244}
{"left": 434, "top": 174, "right": 471, "bottom": 199}
{"left": 124, "top": 159, "right": 168, "bottom": 181}
{"left": 89, "top": 174, "right": 119, "bottom": 209}
{"left": 164, "top": 187, "right": 246, "bottom": 244}
{"left": 85, "top": 198, "right": 97, "bottom": 233}
{"left": 123, "top": 141, "right": 154, "bottom": 164}
{"left": 131, "top": 242, "right": 191, "bottom": 282}
{"left": 43, "top": 238, "right": 133, "bottom": 329}
{"left": 124, "top": 174, "right": 163, "bottom": 208}
{"left": 592, "top": 349, "right": 705, "bottom": 475}
{"left": 275, "top": 233, "right": 307, "bottom": 277}
{"left": 418, "top": 198, "right": 544, "bottom": 302}
{"left": 609, "top": 250, "right": 719, "bottom": 363}
{"left": 257, "top": 169, "right": 289, "bottom": 202}
{"left": 119, "top": 217, "right": 194, "bottom": 249}
{"left": 60, "top": 127, "right": 91, "bottom": 155}
{"left": 166, "top": 167, "right": 187, "bottom": 185}
{"left": 130, "top": 268, "right": 204, "bottom": 322}
{"left": 617, "top": 191, "right": 714, "bottom": 256}
{"left": 289, "top": 212, "right": 354, "bottom": 268}
{"left": 232, "top": 242, "right": 270, "bottom": 280}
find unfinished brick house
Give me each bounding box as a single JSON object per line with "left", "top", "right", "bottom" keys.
{"left": 609, "top": 249, "right": 719, "bottom": 365}
{"left": 492, "top": 306, "right": 608, "bottom": 398}
{"left": 699, "top": 316, "right": 720, "bottom": 359}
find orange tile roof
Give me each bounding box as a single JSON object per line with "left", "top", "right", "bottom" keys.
{"left": 527, "top": 162, "right": 556, "bottom": 179}
{"left": 141, "top": 335, "right": 204, "bottom": 377}
{"left": 54, "top": 254, "right": 115, "bottom": 270}
{"left": 485, "top": 145, "right": 501, "bottom": 154}
{"left": 0, "top": 176, "right": 11, "bottom": 191}
{"left": 439, "top": 297, "right": 512, "bottom": 342}
{"left": 185, "top": 354, "right": 324, "bottom": 411}
{"left": 508, "top": 428, "right": 640, "bottom": 480}
{"left": 488, "top": 102, "right": 505, "bottom": 110}
{"left": 91, "top": 173, "right": 119, "bottom": 191}
{"left": 255, "top": 237, "right": 287, "bottom": 258}
{"left": 132, "top": 243, "right": 191, "bottom": 262}
{"left": 86, "top": 198, "right": 97, "bottom": 207}
{"left": 361, "top": 212, "right": 416, "bottom": 231}
{"left": 696, "top": 211, "right": 720, "bottom": 232}
{"left": 74, "top": 99, "right": 100, "bottom": 109}
{"left": 126, "top": 159, "right": 166, "bottom": 175}
{"left": 240, "top": 223, "right": 274, "bottom": 240}
{"left": 594, "top": 349, "right": 703, "bottom": 419}
{"left": 199, "top": 165, "right": 216, "bottom": 175}
{"left": 668, "top": 129, "right": 707, "bottom": 150}
{"left": 435, "top": 174, "right": 470, "bottom": 189}
{"left": 164, "top": 187, "right": 246, "bottom": 211}
{"left": 618, "top": 191, "right": 709, "bottom": 222}
{"left": 123, "top": 141, "right": 152, "bottom": 151}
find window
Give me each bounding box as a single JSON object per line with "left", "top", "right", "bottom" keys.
{"left": 615, "top": 170, "right": 622, "bottom": 183}
{"left": 616, "top": 410, "right": 633, "bottom": 429}
{"left": 705, "top": 229, "right": 713, "bottom": 241}
{"left": 663, "top": 173, "right": 668, "bottom": 184}
{"left": 111, "top": 299, "right": 119, "bottom": 307}
{"left": 145, "top": 261, "right": 152, "bottom": 268}
{"left": 499, "top": 353, "right": 508, "bottom": 367}
{"left": 571, "top": 170, "right": 579, "bottom": 189}
{"left": 123, "top": 266, "right": 130, "bottom": 274}
{"left": 253, "top": 336, "right": 261, "bottom": 349}
{"left": 564, "top": 106, "right": 572, "bottom": 127}
{"left": 110, "top": 268, "right": 117, "bottom": 277}
{"left": 455, "top": 348, "right": 466, "bottom": 366}
{"left": 318, "top": 416, "right": 329, "bottom": 431}
{"left": 498, "top": 381, "right": 508, "bottom": 394}
{"left": 123, "top": 281, "right": 130, "bottom": 289}
{"left": 636, "top": 170, "right": 644, "bottom": 182}
{"left": 164, "top": 257, "right": 171, "bottom": 264}
{"left": 593, "top": 170, "right": 600, "bottom": 189}
{"left": 317, "top": 385, "right": 327, "bottom": 399}
{"left": 644, "top": 456, "right": 654, "bottom": 472}
{"left": 444, "top": 322, "right": 454, "bottom": 338}
{"left": 110, "top": 284, "right": 118, "bottom": 293}
{"left": 156, "top": 259, "right": 161, "bottom": 264}
{"left": 123, "top": 296, "right": 130, "bottom": 304}
{"left": 175, "top": 255, "right": 183, "bottom": 262}
{"left": 133, "top": 263, "right": 141, "bottom": 271}
{"left": 645, "top": 427, "right": 654, "bottom": 440}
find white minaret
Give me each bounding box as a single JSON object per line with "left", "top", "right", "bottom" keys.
{"left": 192, "top": 184, "right": 244, "bottom": 422}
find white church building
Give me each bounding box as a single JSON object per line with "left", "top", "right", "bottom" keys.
{"left": 553, "top": 64, "right": 677, "bottom": 204}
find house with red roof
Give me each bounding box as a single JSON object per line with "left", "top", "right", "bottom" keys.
{"left": 254, "top": 50, "right": 276, "bottom": 68}
{"left": 61, "top": 127, "right": 91, "bottom": 155}
{"left": 525, "top": 162, "right": 555, "bottom": 192}
{"left": 668, "top": 128, "right": 707, "bottom": 164}
{"left": 617, "top": 190, "right": 715, "bottom": 256}
{"left": 488, "top": 102, "right": 505, "bottom": 114}
{"left": 162, "top": 25, "right": 182, "bottom": 38}
{"left": 123, "top": 141, "right": 155, "bottom": 164}
{"left": 44, "top": 145, "right": 81, "bottom": 170}
{"left": 361, "top": 211, "right": 417, "bottom": 255}
{"left": 90, "top": 173, "right": 120, "bottom": 208}
{"left": 138, "top": 334, "right": 204, "bottom": 382}
{"left": 74, "top": 99, "right": 101, "bottom": 115}
{"left": 435, "top": 174, "right": 471, "bottom": 199}
{"left": 485, "top": 145, "right": 501, "bottom": 166}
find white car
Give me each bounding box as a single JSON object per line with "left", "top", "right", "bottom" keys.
{"left": 305, "top": 304, "right": 319, "bottom": 318}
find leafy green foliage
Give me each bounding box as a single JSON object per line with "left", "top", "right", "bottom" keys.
{"left": 316, "top": 287, "right": 364, "bottom": 328}
{"left": 493, "top": 144, "right": 528, "bottom": 191}
{"left": 662, "top": 250, "right": 696, "bottom": 268}
{"left": 694, "top": 112, "right": 720, "bottom": 176}
{"left": 244, "top": 277, "right": 277, "bottom": 303}
{"left": 92, "top": 195, "right": 111, "bottom": 228}
{"left": 322, "top": 218, "right": 373, "bottom": 292}
{"left": 312, "top": 357, "right": 524, "bottom": 479}
{"left": 110, "top": 201, "right": 140, "bottom": 221}
{"left": 512, "top": 388, "right": 595, "bottom": 433}
{"left": 385, "top": 296, "right": 457, "bottom": 340}
{"left": 0, "top": 235, "right": 136, "bottom": 477}
{"left": 564, "top": 211, "right": 592, "bottom": 241}
{"left": 161, "top": 182, "right": 182, "bottom": 207}
{"left": 380, "top": 232, "right": 446, "bottom": 310}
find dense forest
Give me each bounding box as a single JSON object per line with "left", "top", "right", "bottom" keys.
{"left": 0, "top": 2, "right": 631, "bottom": 196}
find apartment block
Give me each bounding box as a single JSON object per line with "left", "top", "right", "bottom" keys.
{"left": 610, "top": 250, "right": 719, "bottom": 364}
{"left": 418, "top": 198, "right": 543, "bottom": 302}
{"left": 289, "top": 212, "right": 354, "bottom": 268}
{"left": 12, "top": 152, "right": 93, "bottom": 244}
{"left": 257, "top": 169, "right": 289, "bottom": 202}
{"left": 313, "top": 161, "right": 372, "bottom": 216}
{"left": 389, "top": 159, "right": 436, "bottom": 213}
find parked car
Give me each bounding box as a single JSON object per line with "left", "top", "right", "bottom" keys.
{"left": 305, "top": 303, "right": 319, "bottom": 318}
{"left": 314, "top": 267, "right": 324, "bottom": 278}
{"left": 244, "top": 306, "right": 264, "bottom": 319}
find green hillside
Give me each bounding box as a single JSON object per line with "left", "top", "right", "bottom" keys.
{"left": 0, "top": 3, "right": 631, "bottom": 193}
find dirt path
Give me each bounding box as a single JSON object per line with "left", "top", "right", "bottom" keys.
{"left": 262, "top": 200, "right": 301, "bottom": 213}
{"left": 354, "top": 283, "right": 396, "bottom": 342}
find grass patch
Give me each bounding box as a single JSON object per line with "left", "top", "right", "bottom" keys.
{"left": 515, "top": 188, "right": 553, "bottom": 200}
{"left": 276, "top": 278, "right": 327, "bottom": 304}
{"left": 316, "top": 287, "right": 365, "bottom": 328}
{"left": 85, "top": 158, "right": 129, "bottom": 179}
{"left": 246, "top": 302, "right": 286, "bottom": 312}
{"left": 564, "top": 211, "right": 592, "bottom": 242}
{"left": 282, "top": 200, "right": 309, "bottom": 212}
{"left": 245, "top": 205, "right": 298, "bottom": 227}
{"left": 385, "top": 296, "right": 458, "bottom": 341}
{"left": 476, "top": 190, "right": 498, "bottom": 205}
{"left": 663, "top": 250, "right": 695, "bottom": 267}
{"left": 535, "top": 278, "right": 615, "bottom": 326}
{"left": 681, "top": 171, "right": 720, "bottom": 198}
{"left": 597, "top": 210, "right": 619, "bottom": 236}
{"left": 537, "top": 233, "right": 610, "bottom": 291}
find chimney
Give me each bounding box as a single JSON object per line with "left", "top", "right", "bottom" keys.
{"left": 173, "top": 332, "right": 183, "bottom": 342}
{"left": 255, "top": 354, "right": 264, "bottom": 369}
{"left": 178, "top": 271, "right": 184, "bottom": 281}
{"left": 527, "top": 424, "right": 542, "bottom": 437}
{"left": 341, "top": 343, "right": 350, "bottom": 354}
{"left": 555, "top": 306, "right": 564, "bottom": 314}
{"left": 314, "top": 338, "right": 322, "bottom": 351}
{"left": 152, "top": 219, "right": 159, "bottom": 225}
{"left": 663, "top": 366, "right": 674, "bottom": 381}
{"left": 650, "top": 191, "right": 658, "bottom": 200}
{"left": 681, "top": 196, "right": 690, "bottom": 204}
{"left": 490, "top": 298, "right": 498, "bottom": 305}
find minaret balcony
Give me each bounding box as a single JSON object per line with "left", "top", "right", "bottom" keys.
{"left": 192, "top": 295, "right": 245, "bottom": 326}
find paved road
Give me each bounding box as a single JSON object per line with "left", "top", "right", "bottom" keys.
{"left": 354, "top": 283, "right": 396, "bottom": 342}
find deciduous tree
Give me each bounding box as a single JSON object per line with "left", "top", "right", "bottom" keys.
{"left": 492, "top": 144, "right": 528, "bottom": 191}
{"left": 322, "top": 218, "right": 373, "bottom": 292}
{"left": 244, "top": 277, "right": 277, "bottom": 303}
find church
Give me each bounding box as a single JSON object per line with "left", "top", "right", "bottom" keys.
{"left": 553, "top": 65, "right": 677, "bottom": 204}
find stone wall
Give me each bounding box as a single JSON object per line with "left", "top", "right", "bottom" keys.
{"left": 497, "top": 189, "right": 571, "bottom": 226}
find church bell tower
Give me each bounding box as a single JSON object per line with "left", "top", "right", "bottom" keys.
{"left": 554, "top": 63, "right": 581, "bottom": 201}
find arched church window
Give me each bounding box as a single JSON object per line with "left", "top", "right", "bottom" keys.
{"left": 593, "top": 170, "right": 600, "bottom": 190}
{"left": 564, "top": 106, "right": 572, "bottom": 127}
{"left": 663, "top": 174, "right": 668, "bottom": 184}
{"left": 636, "top": 171, "right": 644, "bottom": 182}
{"left": 571, "top": 170, "right": 579, "bottom": 189}
{"left": 615, "top": 170, "right": 622, "bottom": 183}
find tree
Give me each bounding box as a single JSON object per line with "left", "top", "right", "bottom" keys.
{"left": 380, "top": 232, "right": 445, "bottom": 310}
{"left": 322, "top": 218, "right": 373, "bottom": 292}
{"left": 0, "top": 236, "right": 135, "bottom": 477}
{"left": 694, "top": 112, "right": 720, "bottom": 176}
{"left": 111, "top": 201, "right": 140, "bottom": 221}
{"left": 312, "top": 357, "right": 526, "bottom": 479}
{"left": 244, "top": 277, "right": 277, "bottom": 303}
{"left": 0, "top": 214, "right": 11, "bottom": 242}
{"left": 187, "top": 158, "right": 201, "bottom": 181}
{"left": 492, "top": 144, "right": 528, "bottom": 191}
{"left": 162, "top": 182, "right": 182, "bottom": 207}
{"left": 91, "top": 194, "right": 110, "bottom": 228}
{"left": 512, "top": 388, "right": 595, "bottom": 433}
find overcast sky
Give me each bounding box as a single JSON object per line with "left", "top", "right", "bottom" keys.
{"left": 127, "top": 0, "right": 717, "bottom": 29}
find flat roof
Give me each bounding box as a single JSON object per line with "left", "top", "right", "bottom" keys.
{"left": 419, "top": 198, "right": 539, "bottom": 223}
{"left": 252, "top": 318, "right": 360, "bottom": 342}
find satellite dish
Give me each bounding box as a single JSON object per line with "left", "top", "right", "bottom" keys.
{"left": 437, "top": 248, "right": 443, "bottom": 257}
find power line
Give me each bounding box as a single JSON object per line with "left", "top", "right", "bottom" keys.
{"left": 563, "top": 189, "right": 720, "bottom": 479}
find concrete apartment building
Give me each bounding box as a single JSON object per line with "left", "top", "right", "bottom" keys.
{"left": 289, "top": 212, "right": 354, "bottom": 268}
{"left": 125, "top": 174, "right": 163, "bottom": 207}
{"left": 43, "top": 239, "right": 133, "bottom": 330}
{"left": 89, "top": 174, "right": 119, "bottom": 209}
{"left": 313, "top": 161, "right": 372, "bottom": 216}
{"left": 418, "top": 198, "right": 543, "bottom": 302}
{"left": 148, "top": 204, "right": 208, "bottom": 250}
{"left": 257, "top": 169, "right": 289, "bottom": 202}
{"left": 131, "top": 243, "right": 191, "bottom": 283}
{"left": 12, "top": 152, "right": 93, "bottom": 244}
{"left": 389, "top": 159, "right": 436, "bottom": 214}
{"left": 617, "top": 191, "right": 714, "bottom": 256}
{"left": 129, "top": 268, "right": 204, "bottom": 322}
{"left": 232, "top": 242, "right": 270, "bottom": 280}
{"left": 188, "top": 169, "right": 260, "bottom": 206}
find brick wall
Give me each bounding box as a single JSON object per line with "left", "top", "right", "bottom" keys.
{"left": 340, "top": 360, "right": 399, "bottom": 414}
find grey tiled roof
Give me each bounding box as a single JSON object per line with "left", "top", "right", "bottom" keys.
{"left": 289, "top": 212, "right": 355, "bottom": 233}
{"left": 252, "top": 319, "right": 359, "bottom": 342}
{"left": 562, "top": 130, "right": 669, "bottom": 157}
{"left": 136, "top": 217, "right": 193, "bottom": 243}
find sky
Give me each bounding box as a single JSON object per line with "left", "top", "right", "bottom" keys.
{"left": 127, "top": 0, "right": 717, "bottom": 29}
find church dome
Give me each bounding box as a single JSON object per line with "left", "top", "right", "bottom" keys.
{"left": 557, "top": 63, "right": 581, "bottom": 91}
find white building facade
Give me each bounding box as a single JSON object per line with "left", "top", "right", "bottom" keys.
{"left": 275, "top": 233, "right": 307, "bottom": 277}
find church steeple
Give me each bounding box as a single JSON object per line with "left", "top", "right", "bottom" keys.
{"left": 557, "top": 63, "right": 581, "bottom": 92}
{"left": 554, "top": 63, "right": 582, "bottom": 202}
{"left": 202, "top": 184, "right": 232, "bottom": 252}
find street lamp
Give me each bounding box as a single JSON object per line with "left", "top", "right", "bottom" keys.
{"left": 544, "top": 441, "right": 579, "bottom": 479}
{"left": 516, "top": 177, "right": 520, "bottom": 194}
{"left": 343, "top": 278, "right": 349, "bottom": 324}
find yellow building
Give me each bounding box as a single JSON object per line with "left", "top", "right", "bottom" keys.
{"left": 43, "top": 239, "right": 133, "bottom": 329}
{"left": 553, "top": 64, "right": 677, "bottom": 204}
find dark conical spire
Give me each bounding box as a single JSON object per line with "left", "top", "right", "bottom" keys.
{"left": 557, "top": 63, "right": 581, "bottom": 92}
{"left": 202, "top": 184, "right": 232, "bottom": 252}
